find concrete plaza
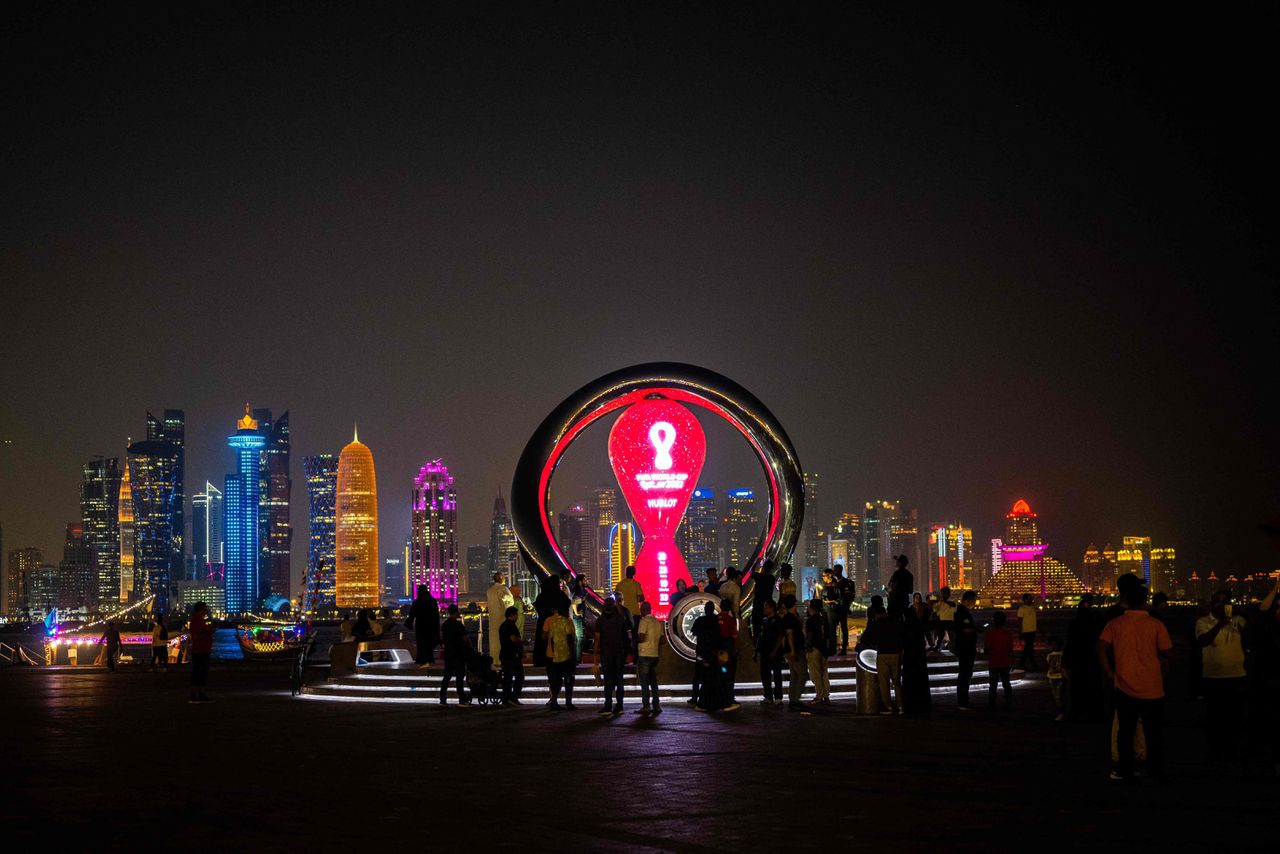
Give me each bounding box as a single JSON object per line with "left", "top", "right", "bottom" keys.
{"left": 1, "top": 664, "right": 1272, "bottom": 852}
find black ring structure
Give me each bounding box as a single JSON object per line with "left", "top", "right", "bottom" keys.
{"left": 509, "top": 362, "right": 805, "bottom": 618}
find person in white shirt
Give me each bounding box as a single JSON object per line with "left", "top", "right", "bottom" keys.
{"left": 486, "top": 573, "right": 515, "bottom": 661}
{"left": 635, "top": 601, "right": 664, "bottom": 715}
{"left": 719, "top": 568, "right": 742, "bottom": 616}
{"left": 1195, "top": 589, "right": 1248, "bottom": 760}
{"left": 1016, "top": 594, "right": 1039, "bottom": 671}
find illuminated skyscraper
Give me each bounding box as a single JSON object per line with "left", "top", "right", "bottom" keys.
{"left": 383, "top": 557, "right": 405, "bottom": 604}
{"left": 609, "top": 522, "right": 639, "bottom": 588}
{"left": 147, "top": 410, "right": 185, "bottom": 580}
{"left": 335, "top": 427, "right": 379, "bottom": 609}
{"left": 977, "top": 499, "right": 1087, "bottom": 605}
{"left": 411, "top": 459, "right": 458, "bottom": 604}
{"left": 591, "top": 485, "right": 620, "bottom": 592}
{"left": 928, "top": 522, "right": 974, "bottom": 592}
{"left": 191, "top": 482, "right": 225, "bottom": 576}
{"left": 863, "top": 500, "right": 897, "bottom": 594}
{"left": 891, "top": 507, "right": 924, "bottom": 583}
{"left": 1120, "top": 536, "right": 1152, "bottom": 584}
{"left": 724, "top": 489, "right": 760, "bottom": 570}
{"left": 118, "top": 460, "right": 136, "bottom": 603}
{"left": 1150, "top": 547, "right": 1177, "bottom": 594}
{"left": 558, "top": 504, "right": 595, "bottom": 582}
{"left": 831, "top": 513, "right": 861, "bottom": 590}
{"left": 302, "top": 454, "right": 338, "bottom": 609}
{"left": 57, "top": 523, "right": 95, "bottom": 610}
{"left": 129, "top": 424, "right": 183, "bottom": 611}
{"left": 677, "top": 487, "right": 718, "bottom": 573}
{"left": 28, "top": 564, "right": 58, "bottom": 615}
{"left": 81, "top": 456, "right": 121, "bottom": 605}
{"left": 488, "top": 490, "right": 520, "bottom": 581}
{"left": 224, "top": 405, "right": 267, "bottom": 613}
{"left": 1081, "top": 543, "right": 1119, "bottom": 591}
{"left": 802, "top": 472, "right": 821, "bottom": 569}
{"left": 7, "top": 547, "right": 42, "bottom": 617}
{"left": 253, "top": 409, "right": 292, "bottom": 600}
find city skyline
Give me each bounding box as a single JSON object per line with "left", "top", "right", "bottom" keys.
{"left": 1, "top": 7, "right": 1275, "bottom": 595}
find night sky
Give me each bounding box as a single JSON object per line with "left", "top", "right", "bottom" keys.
{"left": 3, "top": 3, "right": 1276, "bottom": 593}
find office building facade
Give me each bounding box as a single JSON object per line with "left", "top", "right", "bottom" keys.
{"left": 303, "top": 454, "right": 338, "bottom": 610}
{"left": 723, "top": 489, "right": 760, "bottom": 571}
{"left": 677, "top": 487, "right": 718, "bottom": 574}
{"left": 253, "top": 409, "right": 292, "bottom": 600}
{"left": 335, "top": 428, "right": 379, "bottom": 609}
{"left": 224, "top": 405, "right": 267, "bottom": 613}
{"left": 411, "top": 459, "right": 459, "bottom": 604}
{"left": 81, "top": 456, "right": 121, "bottom": 606}
{"left": 191, "top": 482, "right": 225, "bottom": 577}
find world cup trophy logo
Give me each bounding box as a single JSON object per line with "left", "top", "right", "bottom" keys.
{"left": 607, "top": 398, "right": 706, "bottom": 619}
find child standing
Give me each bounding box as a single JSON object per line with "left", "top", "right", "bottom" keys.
{"left": 1046, "top": 636, "right": 1066, "bottom": 721}
{"left": 984, "top": 610, "right": 1014, "bottom": 708}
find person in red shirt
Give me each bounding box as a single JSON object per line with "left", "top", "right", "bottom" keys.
{"left": 717, "top": 597, "right": 741, "bottom": 707}
{"left": 984, "top": 610, "right": 1015, "bottom": 708}
{"left": 1098, "top": 583, "right": 1173, "bottom": 782}
{"left": 188, "top": 602, "right": 215, "bottom": 704}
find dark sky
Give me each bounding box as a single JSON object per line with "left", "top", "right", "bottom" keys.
{"left": 2, "top": 2, "right": 1276, "bottom": 592}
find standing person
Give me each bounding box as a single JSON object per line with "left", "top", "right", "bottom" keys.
{"left": 1098, "top": 584, "right": 1172, "bottom": 783}
{"left": 615, "top": 566, "right": 644, "bottom": 649}
{"left": 691, "top": 602, "right": 724, "bottom": 711}
{"left": 805, "top": 599, "right": 831, "bottom": 704}
{"left": 499, "top": 606, "right": 525, "bottom": 706}
{"left": 756, "top": 598, "right": 784, "bottom": 705}
{"left": 543, "top": 603, "right": 578, "bottom": 710}
{"left": 509, "top": 582, "right": 525, "bottom": 635}
{"left": 1017, "top": 593, "right": 1039, "bottom": 672}
{"left": 865, "top": 604, "right": 905, "bottom": 714}
{"left": 780, "top": 594, "right": 808, "bottom": 710}
{"left": 832, "top": 564, "right": 854, "bottom": 655}
{"left": 932, "top": 588, "right": 956, "bottom": 652}
{"left": 1246, "top": 568, "right": 1280, "bottom": 780}
{"left": 635, "top": 601, "right": 663, "bottom": 715}
{"left": 567, "top": 572, "right": 587, "bottom": 659}
{"left": 750, "top": 559, "right": 777, "bottom": 642}
{"left": 150, "top": 614, "right": 168, "bottom": 671}
{"left": 1196, "top": 589, "right": 1248, "bottom": 762}
{"left": 887, "top": 554, "right": 913, "bottom": 619}
{"left": 533, "top": 575, "right": 569, "bottom": 669}
{"left": 719, "top": 569, "right": 742, "bottom": 616}
{"left": 439, "top": 604, "right": 471, "bottom": 706}
{"left": 954, "top": 591, "right": 978, "bottom": 710}
{"left": 669, "top": 578, "right": 691, "bottom": 609}
{"left": 902, "top": 598, "right": 932, "bottom": 714}
{"left": 594, "top": 598, "right": 633, "bottom": 716}
{"left": 704, "top": 568, "right": 722, "bottom": 597}
{"left": 486, "top": 572, "right": 515, "bottom": 661}
{"left": 1046, "top": 636, "right": 1067, "bottom": 721}
{"left": 1064, "top": 594, "right": 1105, "bottom": 722}
{"left": 717, "top": 595, "right": 741, "bottom": 704}
{"left": 985, "top": 611, "right": 1015, "bottom": 708}
{"left": 819, "top": 569, "right": 842, "bottom": 656}
{"left": 188, "top": 604, "right": 214, "bottom": 703}
{"left": 99, "top": 620, "right": 122, "bottom": 671}
{"left": 405, "top": 584, "right": 440, "bottom": 669}
{"left": 778, "top": 563, "right": 797, "bottom": 602}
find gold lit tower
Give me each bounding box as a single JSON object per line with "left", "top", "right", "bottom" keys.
{"left": 118, "top": 452, "right": 136, "bottom": 603}
{"left": 335, "top": 426, "right": 379, "bottom": 609}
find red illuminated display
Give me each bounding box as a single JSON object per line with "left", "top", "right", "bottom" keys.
{"left": 608, "top": 399, "right": 706, "bottom": 619}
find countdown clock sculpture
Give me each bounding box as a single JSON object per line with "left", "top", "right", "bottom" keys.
{"left": 510, "top": 363, "right": 805, "bottom": 642}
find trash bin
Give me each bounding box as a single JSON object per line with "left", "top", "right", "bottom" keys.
{"left": 855, "top": 649, "right": 880, "bottom": 715}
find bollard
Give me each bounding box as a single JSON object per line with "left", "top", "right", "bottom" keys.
{"left": 855, "top": 649, "right": 881, "bottom": 714}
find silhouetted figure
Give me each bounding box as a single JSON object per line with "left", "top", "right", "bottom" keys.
{"left": 1098, "top": 583, "right": 1171, "bottom": 782}
{"left": 594, "top": 597, "right": 632, "bottom": 716}
{"left": 352, "top": 610, "right": 375, "bottom": 640}
{"left": 756, "top": 598, "right": 784, "bottom": 704}
{"left": 953, "top": 591, "right": 977, "bottom": 710}
{"left": 985, "top": 610, "right": 1014, "bottom": 708}
{"left": 98, "top": 620, "right": 121, "bottom": 671}
{"left": 901, "top": 600, "right": 932, "bottom": 714}
{"left": 439, "top": 604, "right": 470, "bottom": 705}
{"left": 1064, "top": 594, "right": 1104, "bottom": 722}
{"left": 533, "top": 575, "right": 569, "bottom": 668}
{"left": 499, "top": 606, "right": 525, "bottom": 705}
{"left": 690, "top": 601, "right": 719, "bottom": 709}
{"left": 1017, "top": 593, "right": 1039, "bottom": 671}
{"left": 188, "top": 604, "right": 214, "bottom": 703}
{"left": 750, "top": 559, "right": 777, "bottom": 642}
{"left": 406, "top": 584, "right": 440, "bottom": 667}
{"left": 150, "top": 614, "right": 168, "bottom": 670}
{"left": 833, "top": 564, "right": 855, "bottom": 654}
{"left": 805, "top": 598, "right": 830, "bottom": 704}
{"left": 887, "top": 554, "right": 913, "bottom": 619}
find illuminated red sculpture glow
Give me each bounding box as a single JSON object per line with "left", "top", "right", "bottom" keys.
{"left": 607, "top": 399, "right": 706, "bottom": 619}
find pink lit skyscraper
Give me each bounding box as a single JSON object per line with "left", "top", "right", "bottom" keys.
{"left": 411, "top": 459, "right": 459, "bottom": 604}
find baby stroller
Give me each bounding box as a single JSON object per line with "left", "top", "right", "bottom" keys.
{"left": 464, "top": 648, "right": 502, "bottom": 706}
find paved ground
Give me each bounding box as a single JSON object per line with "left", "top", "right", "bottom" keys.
{"left": 2, "top": 664, "right": 1273, "bottom": 852}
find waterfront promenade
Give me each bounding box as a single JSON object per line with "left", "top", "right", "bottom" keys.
{"left": 2, "top": 665, "right": 1273, "bottom": 852}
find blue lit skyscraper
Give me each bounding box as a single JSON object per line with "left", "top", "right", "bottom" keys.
{"left": 224, "top": 404, "right": 266, "bottom": 613}
{"left": 303, "top": 454, "right": 338, "bottom": 610}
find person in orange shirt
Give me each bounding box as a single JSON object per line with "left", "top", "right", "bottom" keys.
{"left": 1097, "top": 583, "right": 1172, "bottom": 782}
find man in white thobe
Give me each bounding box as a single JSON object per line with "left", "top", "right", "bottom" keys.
{"left": 486, "top": 572, "right": 515, "bottom": 661}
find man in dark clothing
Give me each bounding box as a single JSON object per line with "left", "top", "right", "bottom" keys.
{"left": 756, "top": 598, "right": 784, "bottom": 703}
{"left": 780, "top": 594, "right": 808, "bottom": 709}
{"left": 717, "top": 596, "right": 741, "bottom": 704}
{"left": 820, "top": 569, "right": 842, "bottom": 656}
{"left": 1064, "top": 594, "right": 1105, "bottom": 722}
{"left": 887, "top": 554, "right": 913, "bottom": 619}
{"left": 532, "top": 575, "right": 570, "bottom": 668}
{"left": 749, "top": 559, "right": 777, "bottom": 642}
{"left": 834, "top": 564, "right": 855, "bottom": 655}
{"left": 954, "top": 590, "right": 978, "bottom": 710}
{"left": 690, "top": 602, "right": 720, "bottom": 709}
{"left": 99, "top": 620, "right": 122, "bottom": 672}
{"left": 499, "top": 606, "right": 525, "bottom": 705}
{"left": 704, "top": 568, "right": 721, "bottom": 597}
{"left": 440, "top": 604, "right": 471, "bottom": 706}
{"left": 594, "top": 598, "right": 633, "bottom": 716}
{"left": 405, "top": 584, "right": 440, "bottom": 667}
